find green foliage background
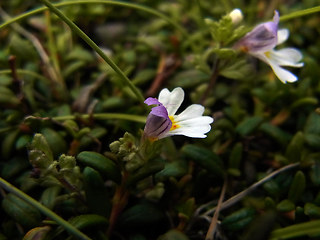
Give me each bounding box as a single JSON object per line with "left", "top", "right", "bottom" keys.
{"left": 0, "top": 0, "right": 319, "bottom": 239}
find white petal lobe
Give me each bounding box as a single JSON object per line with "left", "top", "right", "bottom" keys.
{"left": 175, "top": 104, "right": 205, "bottom": 121}
{"left": 277, "top": 29, "right": 289, "bottom": 45}
{"left": 158, "top": 87, "right": 184, "bottom": 116}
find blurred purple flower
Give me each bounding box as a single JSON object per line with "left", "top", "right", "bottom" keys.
{"left": 234, "top": 11, "right": 303, "bottom": 83}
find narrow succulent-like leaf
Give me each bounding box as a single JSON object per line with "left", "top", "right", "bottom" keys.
{"left": 77, "top": 151, "right": 121, "bottom": 183}
{"left": 276, "top": 199, "right": 295, "bottom": 212}
{"left": 2, "top": 193, "right": 41, "bottom": 228}
{"left": 83, "top": 167, "right": 111, "bottom": 216}
{"left": 304, "top": 203, "right": 320, "bottom": 218}
{"left": 118, "top": 203, "right": 166, "bottom": 228}
{"left": 40, "top": 186, "right": 61, "bottom": 210}
{"left": 158, "top": 229, "right": 189, "bottom": 240}
{"left": 221, "top": 207, "right": 256, "bottom": 231}
{"left": 285, "top": 131, "right": 304, "bottom": 163}
{"left": 228, "top": 142, "right": 243, "bottom": 176}
{"left": 288, "top": 171, "right": 306, "bottom": 203}
{"left": 126, "top": 159, "right": 165, "bottom": 186}
{"left": 236, "top": 116, "right": 264, "bottom": 136}
{"left": 23, "top": 226, "right": 51, "bottom": 240}
{"left": 181, "top": 144, "right": 224, "bottom": 178}
{"left": 68, "top": 214, "right": 108, "bottom": 230}
{"left": 270, "top": 219, "right": 320, "bottom": 240}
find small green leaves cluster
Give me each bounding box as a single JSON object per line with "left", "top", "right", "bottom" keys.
{"left": 29, "top": 133, "right": 82, "bottom": 191}
{"left": 110, "top": 132, "right": 141, "bottom": 171}
{"left": 0, "top": 1, "right": 320, "bottom": 240}
{"left": 205, "top": 14, "right": 247, "bottom": 46}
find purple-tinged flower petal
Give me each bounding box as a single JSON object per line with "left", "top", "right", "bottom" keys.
{"left": 144, "top": 87, "right": 214, "bottom": 140}
{"left": 149, "top": 105, "right": 169, "bottom": 119}
{"left": 144, "top": 114, "right": 172, "bottom": 140}
{"left": 234, "top": 11, "right": 279, "bottom": 53}
{"left": 144, "top": 97, "right": 172, "bottom": 140}
{"left": 144, "top": 97, "right": 161, "bottom": 106}
{"left": 144, "top": 97, "right": 169, "bottom": 119}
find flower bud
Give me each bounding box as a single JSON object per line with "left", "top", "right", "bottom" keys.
{"left": 229, "top": 8, "right": 243, "bottom": 24}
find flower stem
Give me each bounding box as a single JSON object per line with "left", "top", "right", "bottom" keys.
{"left": 201, "top": 162, "right": 300, "bottom": 217}
{"left": 107, "top": 174, "right": 129, "bottom": 237}
{"left": 280, "top": 5, "right": 320, "bottom": 22}
{"left": 51, "top": 113, "right": 146, "bottom": 123}
{"left": 38, "top": 0, "right": 145, "bottom": 103}
{"left": 0, "top": 177, "right": 91, "bottom": 240}
{"left": 200, "top": 59, "right": 220, "bottom": 105}
{"left": 205, "top": 178, "right": 228, "bottom": 240}
{"left": 0, "top": 1, "right": 188, "bottom": 37}
{"left": 44, "top": 10, "right": 62, "bottom": 80}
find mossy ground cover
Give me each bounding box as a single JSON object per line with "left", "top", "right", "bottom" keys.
{"left": 0, "top": 1, "right": 320, "bottom": 239}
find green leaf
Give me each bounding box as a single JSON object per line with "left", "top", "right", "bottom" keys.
{"left": 309, "top": 162, "right": 320, "bottom": 186}
{"left": 285, "top": 131, "right": 304, "bottom": 163}
{"left": 69, "top": 214, "right": 108, "bottom": 230}
{"left": 79, "top": 127, "right": 107, "bottom": 148}
{"left": 155, "top": 160, "right": 187, "bottom": 181}
{"left": 259, "top": 123, "right": 291, "bottom": 146}
{"left": 83, "top": 167, "right": 110, "bottom": 216}
{"left": 304, "top": 203, "right": 320, "bottom": 218}
{"left": 220, "top": 59, "right": 252, "bottom": 80}
{"left": 0, "top": 86, "right": 20, "bottom": 106}
{"left": 290, "top": 97, "right": 318, "bottom": 110}
{"left": 23, "top": 226, "right": 51, "bottom": 240}
{"left": 118, "top": 203, "right": 166, "bottom": 228}
{"left": 41, "top": 128, "right": 67, "bottom": 158}
{"left": 270, "top": 219, "right": 320, "bottom": 240}
{"left": 242, "top": 211, "right": 277, "bottom": 240}
{"left": 176, "top": 198, "right": 196, "bottom": 220}
{"left": 171, "top": 70, "right": 209, "bottom": 88}
{"left": 9, "top": 34, "right": 37, "bottom": 60}
{"left": 77, "top": 151, "right": 121, "bottom": 183}
{"left": 40, "top": 186, "right": 61, "bottom": 210}
{"left": 132, "top": 69, "right": 156, "bottom": 85}
{"left": 65, "top": 46, "right": 94, "bottom": 62}
{"left": 304, "top": 112, "right": 320, "bottom": 135}
{"left": 2, "top": 193, "right": 41, "bottom": 228}
{"left": 288, "top": 171, "right": 306, "bottom": 203}
{"left": 126, "top": 158, "right": 165, "bottom": 186}
{"left": 29, "top": 133, "right": 54, "bottom": 169}
{"left": 181, "top": 144, "right": 224, "bottom": 178}
{"left": 158, "top": 229, "right": 189, "bottom": 240}
{"left": 304, "top": 133, "right": 320, "bottom": 149}
{"left": 236, "top": 116, "right": 264, "bottom": 136}
{"left": 212, "top": 48, "right": 236, "bottom": 59}
{"left": 0, "top": 157, "right": 30, "bottom": 179}
{"left": 276, "top": 199, "right": 295, "bottom": 212}
{"left": 221, "top": 207, "right": 256, "bottom": 231}
{"left": 229, "top": 142, "right": 243, "bottom": 169}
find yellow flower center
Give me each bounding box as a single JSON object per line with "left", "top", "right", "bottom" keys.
{"left": 265, "top": 51, "right": 271, "bottom": 59}
{"left": 169, "top": 116, "right": 180, "bottom": 131}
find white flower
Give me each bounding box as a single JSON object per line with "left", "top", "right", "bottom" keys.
{"left": 252, "top": 29, "right": 304, "bottom": 83}
{"left": 234, "top": 11, "right": 303, "bottom": 83}
{"left": 144, "top": 87, "right": 214, "bottom": 140}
